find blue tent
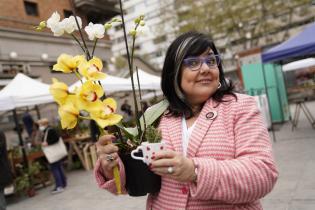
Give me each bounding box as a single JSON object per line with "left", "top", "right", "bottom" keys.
{"left": 262, "top": 22, "right": 315, "bottom": 63}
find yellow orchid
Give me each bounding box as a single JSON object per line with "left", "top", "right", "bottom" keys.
{"left": 53, "top": 54, "right": 85, "bottom": 73}
{"left": 78, "top": 56, "right": 106, "bottom": 80}
{"left": 90, "top": 98, "right": 122, "bottom": 128}
{"left": 76, "top": 80, "right": 104, "bottom": 110}
{"left": 58, "top": 98, "right": 80, "bottom": 129}
{"left": 49, "top": 78, "right": 69, "bottom": 105}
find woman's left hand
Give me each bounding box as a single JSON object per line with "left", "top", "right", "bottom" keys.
{"left": 150, "top": 150, "right": 196, "bottom": 182}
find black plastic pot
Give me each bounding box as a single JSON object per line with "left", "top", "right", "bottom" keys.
{"left": 119, "top": 151, "right": 161, "bottom": 196}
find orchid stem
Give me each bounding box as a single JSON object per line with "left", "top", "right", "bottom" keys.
{"left": 71, "top": 34, "right": 86, "bottom": 54}
{"left": 69, "top": 0, "right": 91, "bottom": 60}
{"left": 78, "top": 116, "right": 91, "bottom": 120}
{"left": 119, "top": 0, "right": 141, "bottom": 137}
{"left": 135, "top": 66, "right": 146, "bottom": 141}
{"left": 92, "top": 39, "right": 98, "bottom": 57}
{"left": 74, "top": 70, "right": 82, "bottom": 83}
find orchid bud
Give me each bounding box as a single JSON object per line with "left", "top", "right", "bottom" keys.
{"left": 134, "top": 17, "right": 140, "bottom": 24}
{"left": 35, "top": 21, "right": 46, "bottom": 31}
{"left": 104, "top": 23, "right": 112, "bottom": 30}
{"left": 129, "top": 29, "right": 137, "bottom": 37}
{"left": 112, "top": 18, "right": 122, "bottom": 23}
{"left": 39, "top": 21, "right": 46, "bottom": 28}
{"left": 139, "top": 20, "right": 145, "bottom": 26}
{"left": 139, "top": 15, "right": 145, "bottom": 20}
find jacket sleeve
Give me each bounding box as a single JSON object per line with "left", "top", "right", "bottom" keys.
{"left": 94, "top": 157, "right": 127, "bottom": 195}
{"left": 189, "top": 96, "right": 278, "bottom": 203}
{"left": 46, "top": 128, "right": 60, "bottom": 145}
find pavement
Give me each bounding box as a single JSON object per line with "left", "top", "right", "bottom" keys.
{"left": 6, "top": 101, "right": 315, "bottom": 210}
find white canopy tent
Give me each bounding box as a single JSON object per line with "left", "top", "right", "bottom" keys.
{"left": 282, "top": 58, "right": 315, "bottom": 72}
{"left": 142, "top": 90, "right": 163, "bottom": 100}
{"left": 70, "top": 69, "right": 161, "bottom": 93}
{"left": 129, "top": 69, "right": 161, "bottom": 91}
{"left": 70, "top": 74, "right": 132, "bottom": 93}
{"left": 0, "top": 73, "right": 53, "bottom": 111}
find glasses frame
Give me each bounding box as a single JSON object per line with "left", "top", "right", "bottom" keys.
{"left": 182, "top": 54, "right": 221, "bottom": 71}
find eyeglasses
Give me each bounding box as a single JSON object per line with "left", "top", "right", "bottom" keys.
{"left": 182, "top": 55, "right": 220, "bottom": 71}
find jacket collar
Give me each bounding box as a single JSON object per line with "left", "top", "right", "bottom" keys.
{"left": 167, "top": 98, "right": 218, "bottom": 157}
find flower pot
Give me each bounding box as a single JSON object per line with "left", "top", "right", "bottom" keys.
{"left": 26, "top": 187, "right": 36, "bottom": 197}
{"left": 119, "top": 151, "right": 161, "bottom": 196}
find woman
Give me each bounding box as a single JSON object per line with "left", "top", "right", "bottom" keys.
{"left": 94, "top": 32, "right": 278, "bottom": 209}
{"left": 38, "top": 118, "right": 67, "bottom": 194}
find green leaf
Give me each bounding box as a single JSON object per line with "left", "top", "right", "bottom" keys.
{"left": 116, "top": 99, "right": 169, "bottom": 140}
{"left": 139, "top": 99, "right": 169, "bottom": 130}
{"left": 116, "top": 122, "right": 138, "bottom": 138}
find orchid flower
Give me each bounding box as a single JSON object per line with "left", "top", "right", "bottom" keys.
{"left": 46, "top": 12, "right": 65, "bottom": 36}
{"left": 78, "top": 56, "right": 106, "bottom": 80}
{"left": 49, "top": 78, "right": 69, "bottom": 105}
{"left": 75, "top": 80, "right": 104, "bottom": 111}
{"left": 89, "top": 98, "right": 123, "bottom": 128}
{"left": 84, "top": 23, "right": 105, "bottom": 40}
{"left": 58, "top": 96, "right": 80, "bottom": 129}
{"left": 46, "top": 12, "right": 82, "bottom": 36}
{"left": 53, "top": 54, "right": 85, "bottom": 73}
{"left": 60, "top": 16, "right": 82, "bottom": 34}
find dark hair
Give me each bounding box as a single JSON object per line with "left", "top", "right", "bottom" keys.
{"left": 161, "top": 31, "right": 236, "bottom": 118}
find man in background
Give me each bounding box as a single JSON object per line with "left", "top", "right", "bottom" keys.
{"left": 22, "top": 111, "right": 34, "bottom": 137}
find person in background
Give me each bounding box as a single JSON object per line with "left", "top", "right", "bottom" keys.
{"left": 38, "top": 118, "right": 67, "bottom": 194}
{"left": 94, "top": 32, "right": 278, "bottom": 209}
{"left": 138, "top": 101, "right": 149, "bottom": 117}
{"left": 90, "top": 120, "right": 100, "bottom": 142}
{"left": 22, "top": 110, "right": 34, "bottom": 137}
{"left": 30, "top": 122, "right": 42, "bottom": 146}
{"left": 0, "top": 130, "right": 13, "bottom": 210}
{"left": 120, "top": 99, "right": 133, "bottom": 123}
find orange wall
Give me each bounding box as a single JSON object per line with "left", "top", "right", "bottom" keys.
{"left": 0, "top": 0, "right": 86, "bottom": 31}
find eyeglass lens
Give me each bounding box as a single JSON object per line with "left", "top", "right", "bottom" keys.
{"left": 183, "top": 55, "right": 220, "bottom": 71}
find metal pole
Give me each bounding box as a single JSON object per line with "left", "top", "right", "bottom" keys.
{"left": 261, "top": 63, "right": 277, "bottom": 142}
{"left": 12, "top": 109, "right": 28, "bottom": 168}
{"left": 279, "top": 62, "right": 291, "bottom": 121}
{"left": 273, "top": 64, "right": 284, "bottom": 122}
{"left": 35, "top": 105, "right": 41, "bottom": 119}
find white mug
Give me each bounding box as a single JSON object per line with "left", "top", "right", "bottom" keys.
{"left": 131, "top": 142, "right": 166, "bottom": 165}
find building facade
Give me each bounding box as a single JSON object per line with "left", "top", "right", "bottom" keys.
{"left": 0, "top": 0, "right": 119, "bottom": 88}
{"left": 110, "top": 0, "right": 315, "bottom": 83}
{"left": 109, "top": 0, "right": 177, "bottom": 71}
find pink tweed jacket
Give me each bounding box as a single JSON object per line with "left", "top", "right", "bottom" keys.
{"left": 95, "top": 93, "right": 278, "bottom": 210}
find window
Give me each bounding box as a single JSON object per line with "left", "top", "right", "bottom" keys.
{"left": 87, "top": 13, "right": 106, "bottom": 24}
{"left": 24, "top": 1, "right": 39, "bottom": 16}
{"left": 63, "top": 10, "right": 73, "bottom": 18}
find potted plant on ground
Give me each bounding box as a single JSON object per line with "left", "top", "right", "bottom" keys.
{"left": 35, "top": 0, "right": 168, "bottom": 196}
{"left": 14, "top": 162, "right": 41, "bottom": 197}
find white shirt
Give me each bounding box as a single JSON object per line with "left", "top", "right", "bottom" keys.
{"left": 181, "top": 117, "right": 196, "bottom": 156}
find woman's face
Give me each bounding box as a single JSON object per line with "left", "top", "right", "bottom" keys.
{"left": 180, "top": 49, "right": 220, "bottom": 106}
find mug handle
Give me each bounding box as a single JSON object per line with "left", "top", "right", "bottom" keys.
{"left": 131, "top": 145, "right": 144, "bottom": 161}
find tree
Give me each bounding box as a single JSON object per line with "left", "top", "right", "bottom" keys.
{"left": 175, "top": 0, "right": 312, "bottom": 49}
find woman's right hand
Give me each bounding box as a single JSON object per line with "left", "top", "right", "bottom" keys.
{"left": 96, "top": 135, "right": 119, "bottom": 179}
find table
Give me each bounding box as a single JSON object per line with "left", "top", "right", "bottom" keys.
{"left": 291, "top": 100, "right": 315, "bottom": 130}
{"left": 11, "top": 150, "right": 45, "bottom": 166}
{"left": 63, "top": 135, "right": 92, "bottom": 170}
